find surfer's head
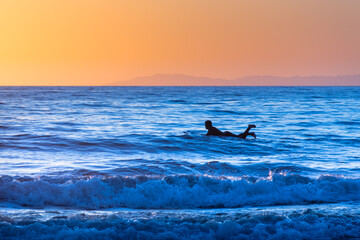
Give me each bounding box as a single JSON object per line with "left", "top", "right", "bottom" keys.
{"left": 205, "top": 120, "right": 212, "bottom": 129}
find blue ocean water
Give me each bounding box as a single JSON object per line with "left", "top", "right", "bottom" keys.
{"left": 1, "top": 86, "right": 360, "bottom": 239}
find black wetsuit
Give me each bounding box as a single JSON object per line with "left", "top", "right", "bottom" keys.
{"left": 206, "top": 126, "right": 223, "bottom": 136}
{"left": 206, "top": 126, "right": 248, "bottom": 138}
{"left": 206, "top": 127, "right": 236, "bottom": 137}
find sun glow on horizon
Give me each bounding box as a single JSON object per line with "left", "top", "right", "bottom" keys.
{"left": 0, "top": 0, "right": 360, "bottom": 86}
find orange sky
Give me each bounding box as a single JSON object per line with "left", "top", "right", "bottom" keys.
{"left": 0, "top": 0, "right": 359, "bottom": 86}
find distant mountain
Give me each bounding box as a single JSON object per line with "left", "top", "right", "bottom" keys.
{"left": 109, "top": 74, "right": 360, "bottom": 86}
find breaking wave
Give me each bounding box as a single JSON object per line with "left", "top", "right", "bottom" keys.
{"left": 1, "top": 173, "right": 359, "bottom": 209}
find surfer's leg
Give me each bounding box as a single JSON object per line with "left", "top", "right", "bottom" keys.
{"left": 249, "top": 132, "right": 256, "bottom": 139}
{"left": 243, "top": 124, "right": 256, "bottom": 135}
{"left": 224, "top": 131, "right": 237, "bottom": 137}
{"left": 238, "top": 132, "right": 256, "bottom": 139}
{"left": 238, "top": 125, "right": 256, "bottom": 139}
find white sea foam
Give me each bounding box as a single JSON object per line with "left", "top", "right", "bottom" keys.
{"left": 1, "top": 207, "right": 360, "bottom": 239}
{"left": 1, "top": 173, "right": 359, "bottom": 209}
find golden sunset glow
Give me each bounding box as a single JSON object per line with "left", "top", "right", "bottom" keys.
{"left": 0, "top": 0, "right": 359, "bottom": 85}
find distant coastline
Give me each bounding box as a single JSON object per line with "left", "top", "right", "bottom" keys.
{"left": 109, "top": 74, "right": 360, "bottom": 86}
{"left": 1, "top": 74, "right": 360, "bottom": 87}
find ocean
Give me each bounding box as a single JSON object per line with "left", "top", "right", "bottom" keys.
{"left": 1, "top": 86, "right": 360, "bottom": 239}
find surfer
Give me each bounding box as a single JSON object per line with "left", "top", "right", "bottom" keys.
{"left": 205, "top": 120, "right": 256, "bottom": 139}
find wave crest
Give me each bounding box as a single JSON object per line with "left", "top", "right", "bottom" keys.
{"left": 1, "top": 173, "right": 359, "bottom": 209}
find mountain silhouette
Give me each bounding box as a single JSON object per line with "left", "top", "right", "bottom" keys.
{"left": 109, "top": 74, "right": 360, "bottom": 86}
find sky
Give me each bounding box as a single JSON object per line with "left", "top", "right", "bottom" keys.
{"left": 0, "top": 0, "right": 359, "bottom": 86}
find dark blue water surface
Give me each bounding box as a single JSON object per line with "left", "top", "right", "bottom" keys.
{"left": 1, "top": 87, "right": 360, "bottom": 239}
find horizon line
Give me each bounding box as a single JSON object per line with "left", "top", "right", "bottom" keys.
{"left": 2, "top": 73, "right": 360, "bottom": 87}
{"left": 1, "top": 85, "right": 360, "bottom": 87}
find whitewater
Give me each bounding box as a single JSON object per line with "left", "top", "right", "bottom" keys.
{"left": 1, "top": 86, "right": 359, "bottom": 239}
